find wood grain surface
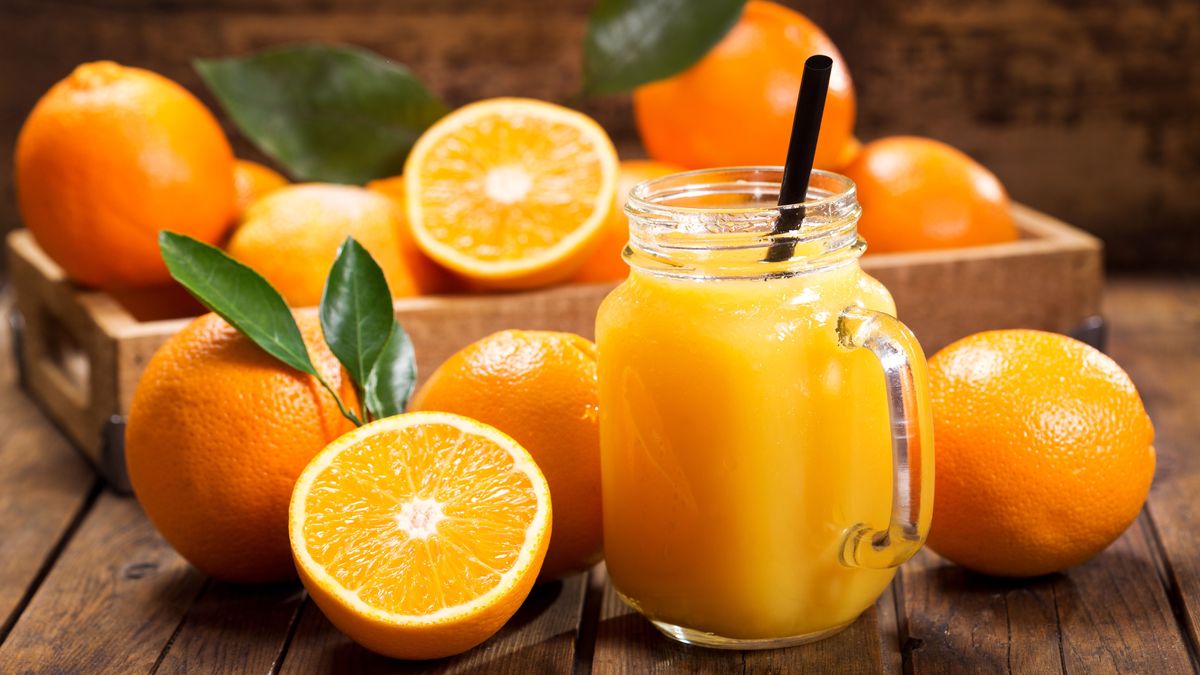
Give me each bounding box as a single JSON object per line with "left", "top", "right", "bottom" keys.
{"left": 153, "top": 581, "right": 306, "bottom": 674}
{"left": 0, "top": 277, "right": 1199, "bottom": 672}
{"left": 1106, "top": 278, "right": 1200, "bottom": 659}
{"left": 902, "top": 516, "right": 1194, "bottom": 674}
{"left": 1, "top": 0, "right": 1197, "bottom": 269}
{"left": 0, "top": 493, "right": 206, "bottom": 672}
{"left": 0, "top": 294, "right": 98, "bottom": 639}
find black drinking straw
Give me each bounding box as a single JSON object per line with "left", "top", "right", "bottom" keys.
{"left": 764, "top": 54, "right": 833, "bottom": 263}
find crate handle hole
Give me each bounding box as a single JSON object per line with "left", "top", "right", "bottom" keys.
{"left": 37, "top": 309, "right": 91, "bottom": 407}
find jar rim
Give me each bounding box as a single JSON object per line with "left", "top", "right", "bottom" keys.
{"left": 627, "top": 166, "right": 856, "bottom": 218}
{"left": 621, "top": 167, "right": 864, "bottom": 279}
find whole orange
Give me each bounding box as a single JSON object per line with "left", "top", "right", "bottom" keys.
{"left": 364, "top": 174, "right": 406, "bottom": 204}
{"left": 227, "top": 184, "right": 444, "bottom": 306}
{"left": 410, "top": 330, "right": 601, "bottom": 580}
{"left": 15, "top": 61, "right": 236, "bottom": 288}
{"left": 573, "top": 159, "right": 684, "bottom": 283}
{"left": 126, "top": 312, "right": 357, "bottom": 583}
{"left": 633, "top": 1, "right": 855, "bottom": 170}
{"left": 843, "top": 136, "right": 1018, "bottom": 253}
{"left": 832, "top": 136, "right": 863, "bottom": 172}
{"left": 233, "top": 159, "right": 288, "bottom": 215}
{"left": 927, "top": 330, "right": 1156, "bottom": 577}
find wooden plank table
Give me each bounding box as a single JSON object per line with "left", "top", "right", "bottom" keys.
{"left": 0, "top": 276, "right": 1197, "bottom": 673}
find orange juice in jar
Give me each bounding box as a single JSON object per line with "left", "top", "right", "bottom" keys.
{"left": 596, "top": 168, "right": 933, "bottom": 648}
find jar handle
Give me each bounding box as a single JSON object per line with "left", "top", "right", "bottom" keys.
{"left": 836, "top": 306, "right": 934, "bottom": 569}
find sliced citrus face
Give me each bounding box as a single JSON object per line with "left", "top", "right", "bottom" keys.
{"left": 404, "top": 98, "right": 618, "bottom": 289}
{"left": 289, "top": 412, "right": 552, "bottom": 660}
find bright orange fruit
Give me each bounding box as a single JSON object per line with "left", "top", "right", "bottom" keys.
{"left": 365, "top": 174, "right": 458, "bottom": 294}
{"left": 126, "top": 312, "right": 357, "bottom": 583}
{"left": 404, "top": 98, "right": 618, "bottom": 289}
{"left": 832, "top": 136, "right": 863, "bottom": 172}
{"left": 233, "top": 159, "right": 288, "bottom": 215}
{"left": 365, "top": 174, "right": 407, "bottom": 205}
{"left": 633, "top": 1, "right": 855, "bottom": 171}
{"left": 411, "top": 330, "right": 601, "bottom": 580}
{"left": 843, "top": 136, "right": 1019, "bottom": 253}
{"left": 15, "top": 61, "right": 236, "bottom": 288}
{"left": 289, "top": 412, "right": 552, "bottom": 659}
{"left": 227, "top": 184, "right": 445, "bottom": 306}
{"left": 573, "top": 159, "right": 684, "bottom": 284}
{"left": 926, "top": 330, "right": 1156, "bottom": 577}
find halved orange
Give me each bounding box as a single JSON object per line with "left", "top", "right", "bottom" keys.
{"left": 404, "top": 98, "right": 618, "bottom": 289}
{"left": 289, "top": 412, "right": 552, "bottom": 660}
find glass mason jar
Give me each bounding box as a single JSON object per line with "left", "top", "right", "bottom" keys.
{"left": 596, "top": 167, "right": 933, "bottom": 649}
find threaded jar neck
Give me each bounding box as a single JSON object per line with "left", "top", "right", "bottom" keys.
{"left": 624, "top": 167, "right": 863, "bottom": 280}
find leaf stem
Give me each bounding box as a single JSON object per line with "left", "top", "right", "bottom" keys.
{"left": 356, "top": 382, "right": 373, "bottom": 423}
{"left": 315, "top": 374, "right": 363, "bottom": 427}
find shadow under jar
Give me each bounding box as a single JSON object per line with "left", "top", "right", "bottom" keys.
{"left": 596, "top": 167, "right": 934, "bottom": 649}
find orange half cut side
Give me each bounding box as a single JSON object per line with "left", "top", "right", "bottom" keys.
{"left": 404, "top": 98, "right": 618, "bottom": 289}
{"left": 289, "top": 411, "right": 552, "bottom": 659}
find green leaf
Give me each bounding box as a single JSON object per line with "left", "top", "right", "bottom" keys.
{"left": 319, "top": 237, "right": 395, "bottom": 400}
{"left": 364, "top": 320, "right": 417, "bottom": 419}
{"left": 195, "top": 43, "right": 448, "bottom": 184}
{"left": 159, "top": 231, "right": 318, "bottom": 377}
{"left": 582, "top": 0, "right": 746, "bottom": 95}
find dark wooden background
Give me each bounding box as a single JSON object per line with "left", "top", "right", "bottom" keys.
{"left": 2, "top": 0, "right": 1197, "bottom": 270}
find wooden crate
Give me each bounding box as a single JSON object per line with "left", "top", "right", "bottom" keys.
{"left": 5, "top": 204, "right": 1101, "bottom": 491}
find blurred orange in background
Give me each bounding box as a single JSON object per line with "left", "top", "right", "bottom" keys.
{"left": 365, "top": 174, "right": 460, "bottom": 294}
{"left": 633, "top": 0, "right": 855, "bottom": 171}
{"left": 573, "top": 159, "right": 684, "bottom": 283}
{"left": 227, "top": 184, "right": 447, "bottom": 306}
{"left": 233, "top": 159, "right": 288, "bottom": 215}
{"left": 833, "top": 136, "right": 863, "bottom": 172}
{"left": 365, "top": 174, "right": 406, "bottom": 205}
{"left": 844, "top": 136, "right": 1018, "bottom": 254}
